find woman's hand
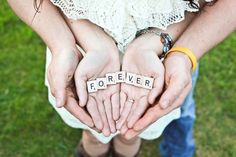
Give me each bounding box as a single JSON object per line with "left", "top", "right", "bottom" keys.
{"left": 124, "top": 52, "right": 193, "bottom": 139}
{"left": 63, "top": 19, "right": 121, "bottom": 136}
{"left": 75, "top": 49, "right": 120, "bottom": 136}
{"left": 116, "top": 34, "right": 165, "bottom": 134}
{"left": 47, "top": 47, "right": 94, "bottom": 128}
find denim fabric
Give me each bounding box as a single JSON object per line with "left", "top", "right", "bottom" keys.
{"left": 159, "top": 66, "right": 199, "bottom": 157}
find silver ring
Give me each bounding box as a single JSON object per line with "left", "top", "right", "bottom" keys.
{"left": 127, "top": 99, "right": 134, "bottom": 103}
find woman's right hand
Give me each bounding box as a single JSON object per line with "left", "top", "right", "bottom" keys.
{"left": 47, "top": 47, "right": 94, "bottom": 128}
{"left": 64, "top": 19, "right": 121, "bottom": 136}
{"left": 75, "top": 48, "right": 120, "bottom": 136}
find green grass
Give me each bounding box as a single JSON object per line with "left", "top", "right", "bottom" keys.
{"left": 0, "top": 2, "right": 236, "bottom": 157}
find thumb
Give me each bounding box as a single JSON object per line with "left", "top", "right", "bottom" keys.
{"left": 148, "top": 75, "right": 164, "bottom": 104}
{"left": 49, "top": 71, "right": 68, "bottom": 108}
{"left": 55, "top": 86, "right": 67, "bottom": 108}
{"left": 48, "top": 63, "right": 73, "bottom": 108}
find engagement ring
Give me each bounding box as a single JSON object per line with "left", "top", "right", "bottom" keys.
{"left": 127, "top": 99, "right": 134, "bottom": 103}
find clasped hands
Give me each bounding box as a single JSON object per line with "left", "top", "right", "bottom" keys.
{"left": 47, "top": 30, "right": 193, "bottom": 140}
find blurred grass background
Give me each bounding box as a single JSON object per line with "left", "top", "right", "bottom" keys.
{"left": 0, "top": 1, "right": 236, "bottom": 157}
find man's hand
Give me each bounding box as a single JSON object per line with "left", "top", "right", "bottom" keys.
{"left": 47, "top": 47, "right": 94, "bottom": 128}
{"left": 124, "top": 52, "right": 193, "bottom": 139}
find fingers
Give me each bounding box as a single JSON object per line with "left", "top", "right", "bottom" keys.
{"left": 124, "top": 129, "right": 141, "bottom": 140}
{"left": 127, "top": 96, "right": 149, "bottom": 128}
{"left": 97, "top": 100, "right": 111, "bottom": 136}
{"left": 65, "top": 96, "right": 94, "bottom": 128}
{"left": 133, "top": 84, "right": 192, "bottom": 132}
{"left": 74, "top": 69, "right": 88, "bottom": 107}
{"left": 133, "top": 104, "right": 160, "bottom": 132}
{"left": 116, "top": 99, "right": 134, "bottom": 130}
{"left": 148, "top": 74, "right": 164, "bottom": 104}
{"left": 120, "top": 123, "right": 129, "bottom": 135}
{"left": 119, "top": 91, "right": 127, "bottom": 114}
{"left": 111, "top": 92, "right": 120, "bottom": 121}
{"left": 86, "top": 96, "right": 103, "bottom": 130}
{"left": 104, "top": 99, "right": 116, "bottom": 133}
{"left": 159, "top": 75, "right": 190, "bottom": 109}
{"left": 171, "top": 84, "right": 192, "bottom": 109}
{"left": 47, "top": 67, "right": 67, "bottom": 108}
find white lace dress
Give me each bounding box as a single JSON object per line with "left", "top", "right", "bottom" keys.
{"left": 45, "top": 0, "right": 209, "bottom": 143}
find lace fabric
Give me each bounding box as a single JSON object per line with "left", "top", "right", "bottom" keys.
{"left": 50, "top": 0, "right": 205, "bottom": 51}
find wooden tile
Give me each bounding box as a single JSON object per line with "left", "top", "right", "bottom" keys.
{"left": 96, "top": 78, "right": 107, "bottom": 89}
{"left": 106, "top": 73, "right": 116, "bottom": 85}
{"left": 116, "top": 71, "right": 126, "bottom": 83}
{"left": 134, "top": 74, "right": 143, "bottom": 87}
{"left": 125, "top": 72, "right": 136, "bottom": 85}
{"left": 87, "top": 80, "right": 97, "bottom": 93}
{"left": 142, "top": 76, "right": 154, "bottom": 89}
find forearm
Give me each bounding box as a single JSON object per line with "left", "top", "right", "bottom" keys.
{"left": 127, "top": 13, "right": 196, "bottom": 55}
{"left": 7, "top": 0, "right": 76, "bottom": 53}
{"left": 174, "top": 0, "right": 236, "bottom": 60}
{"left": 64, "top": 18, "right": 118, "bottom": 55}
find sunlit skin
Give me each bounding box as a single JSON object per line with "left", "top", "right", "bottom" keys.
{"left": 8, "top": 0, "right": 236, "bottom": 139}
{"left": 124, "top": 0, "right": 236, "bottom": 139}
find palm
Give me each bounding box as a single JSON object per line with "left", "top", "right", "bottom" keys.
{"left": 75, "top": 51, "right": 120, "bottom": 136}
{"left": 117, "top": 50, "right": 164, "bottom": 131}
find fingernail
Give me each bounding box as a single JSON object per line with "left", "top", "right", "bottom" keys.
{"left": 127, "top": 122, "right": 133, "bottom": 129}
{"left": 89, "top": 121, "right": 94, "bottom": 128}
{"left": 121, "top": 127, "right": 128, "bottom": 135}
{"left": 103, "top": 128, "right": 111, "bottom": 137}
{"left": 79, "top": 101, "right": 85, "bottom": 107}
{"left": 116, "top": 122, "right": 122, "bottom": 130}
{"left": 56, "top": 99, "right": 63, "bottom": 108}
{"left": 125, "top": 133, "right": 133, "bottom": 140}
{"left": 97, "top": 122, "right": 103, "bottom": 131}
{"left": 110, "top": 125, "right": 116, "bottom": 133}
{"left": 161, "top": 100, "right": 169, "bottom": 109}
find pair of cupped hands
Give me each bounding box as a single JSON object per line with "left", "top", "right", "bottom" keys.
{"left": 47, "top": 27, "right": 193, "bottom": 140}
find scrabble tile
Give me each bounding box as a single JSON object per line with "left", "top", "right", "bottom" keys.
{"left": 125, "top": 72, "right": 137, "bottom": 85}
{"left": 96, "top": 78, "right": 107, "bottom": 89}
{"left": 87, "top": 80, "right": 97, "bottom": 93}
{"left": 142, "top": 76, "right": 154, "bottom": 89}
{"left": 106, "top": 73, "right": 116, "bottom": 85}
{"left": 116, "top": 71, "right": 126, "bottom": 83}
{"left": 134, "top": 74, "right": 143, "bottom": 87}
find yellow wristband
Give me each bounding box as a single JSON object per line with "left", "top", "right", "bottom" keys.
{"left": 165, "top": 47, "right": 197, "bottom": 71}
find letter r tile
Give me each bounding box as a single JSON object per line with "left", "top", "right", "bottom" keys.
{"left": 142, "top": 76, "right": 154, "bottom": 89}
{"left": 106, "top": 73, "right": 116, "bottom": 85}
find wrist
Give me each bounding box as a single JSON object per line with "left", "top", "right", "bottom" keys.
{"left": 86, "top": 45, "right": 120, "bottom": 62}
{"left": 130, "top": 28, "right": 173, "bottom": 57}
{"left": 126, "top": 34, "right": 163, "bottom": 56}
{"left": 50, "top": 44, "right": 82, "bottom": 61}
{"left": 165, "top": 52, "right": 192, "bottom": 71}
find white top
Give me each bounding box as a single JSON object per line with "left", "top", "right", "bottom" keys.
{"left": 50, "top": 0, "right": 211, "bottom": 52}
{"left": 47, "top": 0, "right": 210, "bottom": 143}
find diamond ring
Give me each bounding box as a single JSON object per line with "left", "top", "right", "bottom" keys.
{"left": 127, "top": 99, "right": 134, "bottom": 103}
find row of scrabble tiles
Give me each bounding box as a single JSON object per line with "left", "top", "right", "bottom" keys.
{"left": 87, "top": 71, "right": 154, "bottom": 93}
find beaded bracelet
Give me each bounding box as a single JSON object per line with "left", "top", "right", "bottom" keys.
{"left": 136, "top": 28, "right": 172, "bottom": 60}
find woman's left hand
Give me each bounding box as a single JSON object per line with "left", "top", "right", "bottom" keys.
{"left": 116, "top": 36, "right": 165, "bottom": 133}
{"left": 124, "top": 52, "right": 193, "bottom": 139}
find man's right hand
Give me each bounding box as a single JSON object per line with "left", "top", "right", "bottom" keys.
{"left": 47, "top": 47, "right": 94, "bottom": 128}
